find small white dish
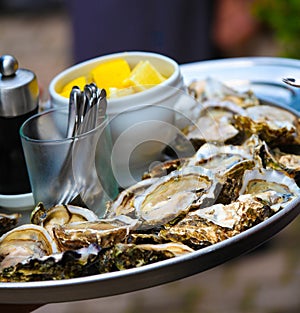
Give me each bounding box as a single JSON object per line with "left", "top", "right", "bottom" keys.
{"left": 49, "top": 51, "right": 186, "bottom": 187}
{"left": 0, "top": 192, "right": 35, "bottom": 211}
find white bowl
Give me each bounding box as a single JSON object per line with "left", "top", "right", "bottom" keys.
{"left": 49, "top": 51, "right": 185, "bottom": 187}
{"left": 0, "top": 192, "right": 34, "bottom": 212}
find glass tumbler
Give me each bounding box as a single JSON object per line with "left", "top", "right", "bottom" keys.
{"left": 20, "top": 108, "right": 118, "bottom": 217}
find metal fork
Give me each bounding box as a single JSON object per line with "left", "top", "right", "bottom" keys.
{"left": 57, "top": 84, "right": 107, "bottom": 206}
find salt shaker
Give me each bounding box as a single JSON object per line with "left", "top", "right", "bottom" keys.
{"left": 0, "top": 54, "right": 39, "bottom": 195}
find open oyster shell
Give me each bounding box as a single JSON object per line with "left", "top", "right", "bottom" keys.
{"left": 104, "top": 178, "right": 158, "bottom": 219}
{"left": 239, "top": 168, "right": 300, "bottom": 212}
{"left": 53, "top": 215, "right": 137, "bottom": 251}
{"left": 0, "top": 224, "right": 59, "bottom": 270}
{"left": 256, "top": 142, "right": 300, "bottom": 187}
{"left": 31, "top": 203, "right": 99, "bottom": 237}
{"left": 134, "top": 166, "right": 222, "bottom": 230}
{"left": 159, "top": 191, "right": 275, "bottom": 250}
{"left": 183, "top": 101, "right": 246, "bottom": 147}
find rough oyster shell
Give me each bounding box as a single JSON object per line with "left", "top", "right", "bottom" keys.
{"left": 0, "top": 212, "right": 21, "bottom": 236}
{"left": 183, "top": 101, "right": 245, "bottom": 146}
{"left": 159, "top": 193, "right": 274, "bottom": 249}
{"left": 0, "top": 241, "right": 194, "bottom": 282}
{"left": 253, "top": 140, "right": 299, "bottom": 183}
{"left": 192, "top": 194, "right": 274, "bottom": 229}
{"left": 0, "top": 224, "right": 59, "bottom": 270}
{"left": 53, "top": 215, "right": 137, "bottom": 251}
{"left": 188, "top": 78, "right": 260, "bottom": 108}
{"left": 233, "top": 105, "right": 300, "bottom": 146}
{"left": 113, "top": 242, "right": 194, "bottom": 270}
{"left": 0, "top": 244, "right": 104, "bottom": 282}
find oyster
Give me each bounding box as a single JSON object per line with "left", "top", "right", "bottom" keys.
{"left": 113, "top": 242, "right": 194, "bottom": 270}
{"left": 159, "top": 210, "right": 233, "bottom": 249}
{"left": 276, "top": 153, "right": 300, "bottom": 186}
{"left": 134, "top": 166, "right": 221, "bottom": 230}
{"left": 142, "top": 158, "right": 188, "bottom": 179}
{"left": 0, "top": 242, "right": 194, "bottom": 282}
{"left": 183, "top": 101, "right": 246, "bottom": 147}
{"left": 31, "top": 203, "right": 99, "bottom": 236}
{"left": 159, "top": 193, "right": 274, "bottom": 250}
{"left": 239, "top": 168, "right": 300, "bottom": 212}
{"left": 0, "top": 244, "right": 107, "bottom": 282}
{"left": 233, "top": 105, "right": 300, "bottom": 146}
{"left": 104, "top": 178, "right": 158, "bottom": 219}
{"left": 272, "top": 148, "right": 300, "bottom": 186}
{"left": 188, "top": 78, "right": 260, "bottom": 108}
{"left": 53, "top": 215, "right": 137, "bottom": 251}
{"left": 0, "top": 212, "right": 20, "bottom": 236}
{"left": 184, "top": 141, "right": 256, "bottom": 204}
{"left": 0, "top": 224, "right": 59, "bottom": 270}
{"left": 252, "top": 139, "right": 300, "bottom": 187}
{"left": 187, "top": 142, "right": 253, "bottom": 171}
{"left": 275, "top": 151, "right": 300, "bottom": 171}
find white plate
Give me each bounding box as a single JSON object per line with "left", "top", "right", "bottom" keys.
{"left": 180, "top": 56, "right": 300, "bottom": 110}
{"left": 0, "top": 192, "right": 34, "bottom": 211}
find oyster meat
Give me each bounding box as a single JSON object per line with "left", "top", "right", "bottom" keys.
{"left": 104, "top": 178, "right": 158, "bottom": 219}
{"left": 239, "top": 168, "right": 300, "bottom": 212}
{"left": 133, "top": 166, "right": 221, "bottom": 230}
{"left": 0, "top": 224, "right": 59, "bottom": 270}
{"left": 183, "top": 101, "right": 246, "bottom": 147}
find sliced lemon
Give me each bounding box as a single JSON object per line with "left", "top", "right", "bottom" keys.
{"left": 60, "top": 76, "right": 88, "bottom": 98}
{"left": 123, "top": 60, "right": 166, "bottom": 91}
{"left": 109, "top": 86, "right": 136, "bottom": 98}
{"left": 91, "top": 58, "right": 131, "bottom": 92}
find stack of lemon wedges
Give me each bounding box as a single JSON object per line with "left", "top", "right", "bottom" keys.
{"left": 60, "top": 58, "right": 166, "bottom": 99}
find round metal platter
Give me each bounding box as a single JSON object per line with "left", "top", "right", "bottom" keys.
{"left": 1, "top": 57, "right": 300, "bottom": 304}
{"left": 180, "top": 56, "right": 300, "bottom": 111}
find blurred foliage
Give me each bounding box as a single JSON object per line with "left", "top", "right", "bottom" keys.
{"left": 252, "top": 0, "right": 300, "bottom": 58}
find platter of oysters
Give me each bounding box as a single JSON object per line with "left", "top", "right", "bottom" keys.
{"left": 1, "top": 59, "right": 300, "bottom": 304}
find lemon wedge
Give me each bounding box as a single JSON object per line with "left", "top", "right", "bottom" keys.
{"left": 91, "top": 58, "right": 131, "bottom": 96}
{"left": 123, "top": 60, "right": 166, "bottom": 91}
{"left": 60, "top": 76, "right": 88, "bottom": 98}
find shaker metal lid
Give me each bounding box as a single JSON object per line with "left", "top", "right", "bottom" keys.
{"left": 0, "top": 54, "right": 39, "bottom": 117}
